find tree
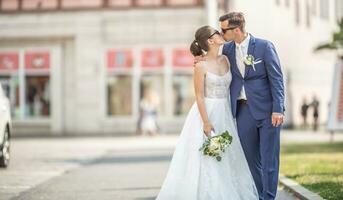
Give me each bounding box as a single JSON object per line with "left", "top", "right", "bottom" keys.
{"left": 315, "top": 18, "right": 343, "bottom": 59}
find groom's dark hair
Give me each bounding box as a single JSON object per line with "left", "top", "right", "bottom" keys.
{"left": 219, "top": 12, "right": 246, "bottom": 32}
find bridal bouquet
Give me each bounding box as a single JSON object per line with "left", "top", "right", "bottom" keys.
{"left": 199, "top": 130, "right": 233, "bottom": 161}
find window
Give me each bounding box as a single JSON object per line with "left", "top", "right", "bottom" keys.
{"left": 306, "top": 0, "right": 311, "bottom": 27}
{"left": 312, "top": 0, "right": 317, "bottom": 15}
{"left": 106, "top": 49, "right": 133, "bottom": 116}
{"left": 139, "top": 74, "right": 165, "bottom": 116}
{"left": 172, "top": 75, "right": 194, "bottom": 116}
{"left": 320, "top": 0, "right": 329, "bottom": 19}
{"left": 0, "top": 52, "right": 19, "bottom": 118}
{"left": 24, "top": 51, "right": 51, "bottom": 118}
{"left": 295, "top": 0, "right": 301, "bottom": 25}
{"left": 171, "top": 48, "right": 194, "bottom": 116}
{"left": 218, "top": 0, "right": 230, "bottom": 12}
{"left": 285, "top": 0, "right": 290, "bottom": 7}
{"left": 25, "top": 76, "right": 50, "bottom": 117}
{"left": 107, "top": 75, "right": 132, "bottom": 115}
{"left": 0, "top": 75, "right": 20, "bottom": 118}
{"left": 335, "top": 0, "right": 343, "bottom": 20}
{"left": 0, "top": 50, "right": 51, "bottom": 119}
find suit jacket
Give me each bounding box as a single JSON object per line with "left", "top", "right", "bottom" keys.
{"left": 222, "top": 34, "right": 285, "bottom": 120}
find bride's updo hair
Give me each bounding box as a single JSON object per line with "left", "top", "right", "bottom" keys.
{"left": 190, "top": 26, "right": 217, "bottom": 57}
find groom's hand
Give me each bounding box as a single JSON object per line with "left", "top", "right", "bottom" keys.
{"left": 271, "top": 113, "right": 284, "bottom": 127}
{"left": 193, "top": 55, "right": 206, "bottom": 66}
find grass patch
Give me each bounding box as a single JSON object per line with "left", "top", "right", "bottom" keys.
{"left": 280, "top": 142, "right": 343, "bottom": 200}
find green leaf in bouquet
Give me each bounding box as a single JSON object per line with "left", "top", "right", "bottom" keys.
{"left": 216, "top": 156, "right": 222, "bottom": 161}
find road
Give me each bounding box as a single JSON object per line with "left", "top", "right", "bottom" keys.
{"left": 0, "top": 134, "right": 302, "bottom": 200}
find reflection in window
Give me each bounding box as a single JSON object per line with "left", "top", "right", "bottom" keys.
{"left": 172, "top": 75, "right": 194, "bottom": 116}
{"left": 107, "top": 75, "right": 132, "bottom": 115}
{"left": 25, "top": 76, "right": 50, "bottom": 117}
{"left": 0, "top": 75, "right": 20, "bottom": 118}
{"left": 140, "top": 74, "right": 164, "bottom": 115}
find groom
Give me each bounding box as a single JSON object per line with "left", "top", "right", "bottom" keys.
{"left": 220, "top": 12, "right": 285, "bottom": 200}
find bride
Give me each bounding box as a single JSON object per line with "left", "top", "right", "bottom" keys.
{"left": 156, "top": 26, "right": 258, "bottom": 200}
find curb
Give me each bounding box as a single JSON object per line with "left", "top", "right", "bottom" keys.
{"left": 279, "top": 175, "right": 325, "bottom": 200}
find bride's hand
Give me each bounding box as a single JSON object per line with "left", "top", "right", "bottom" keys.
{"left": 203, "top": 122, "right": 214, "bottom": 137}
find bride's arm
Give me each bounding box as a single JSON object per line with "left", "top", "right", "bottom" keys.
{"left": 194, "top": 63, "right": 214, "bottom": 136}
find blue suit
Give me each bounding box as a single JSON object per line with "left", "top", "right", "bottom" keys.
{"left": 222, "top": 35, "right": 285, "bottom": 200}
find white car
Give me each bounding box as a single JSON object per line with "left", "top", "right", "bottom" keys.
{"left": 0, "top": 83, "right": 11, "bottom": 168}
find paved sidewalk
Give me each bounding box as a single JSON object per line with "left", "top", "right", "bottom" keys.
{"left": 0, "top": 135, "right": 303, "bottom": 200}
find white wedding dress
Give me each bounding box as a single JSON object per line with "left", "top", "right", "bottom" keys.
{"left": 156, "top": 65, "right": 259, "bottom": 200}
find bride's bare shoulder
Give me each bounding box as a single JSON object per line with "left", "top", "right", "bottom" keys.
{"left": 194, "top": 61, "right": 206, "bottom": 74}
{"left": 218, "top": 55, "right": 230, "bottom": 68}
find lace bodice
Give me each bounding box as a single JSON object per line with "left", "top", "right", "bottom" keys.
{"left": 204, "top": 70, "right": 231, "bottom": 99}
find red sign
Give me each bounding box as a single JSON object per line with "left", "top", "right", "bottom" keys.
{"left": 172, "top": 48, "right": 194, "bottom": 67}
{"left": 0, "top": 52, "right": 19, "bottom": 72}
{"left": 25, "top": 51, "right": 50, "bottom": 70}
{"left": 107, "top": 49, "right": 133, "bottom": 69}
{"left": 141, "top": 49, "right": 164, "bottom": 67}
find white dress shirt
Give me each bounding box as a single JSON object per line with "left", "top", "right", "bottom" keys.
{"left": 235, "top": 34, "right": 250, "bottom": 100}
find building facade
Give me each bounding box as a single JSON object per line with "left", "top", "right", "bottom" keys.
{"left": 0, "top": 0, "right": 341, "bottom": 135}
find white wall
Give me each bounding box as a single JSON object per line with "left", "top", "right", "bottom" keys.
{"left": 0, "top": 8, "right": 205, "bottom": 135}
{"left": 231, "top": 0, "right": 337, "bottom": 125}
{"left": 1, "top": 0, "right": 338, "bottom": 135}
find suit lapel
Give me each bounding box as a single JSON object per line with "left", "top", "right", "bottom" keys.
{"left": 244, "top": 35, "right": 256, "bottom": 78}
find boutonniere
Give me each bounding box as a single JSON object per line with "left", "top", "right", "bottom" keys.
{"left": 243, "top": 55, "right": 262, "bottom": 71}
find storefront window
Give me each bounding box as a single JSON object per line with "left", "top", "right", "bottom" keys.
{"left": 171, "top": 48, "right": 194, "bottom": 116}
{"left": 25, "top": 76, "right": 50, "bottom": 117}
{"left": 172, "top": 74, "right": 194, "bottom": 116}
{"left": 0, "top": 75, "right": 20, "bottom": 118}
{"left": 140, "top": 74, "right": 164, "bottom": 115}
{"left": 107, "top": 75, "right": 132, "bottom": 116}
{"left": 106, "top": 49, "right": 133, "bottom": 116}
{"left": 24, "top": 51, "right": 51, "bottom": 118}
{"left": 0, "top": 52, "right": 20, "bottom": 118}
